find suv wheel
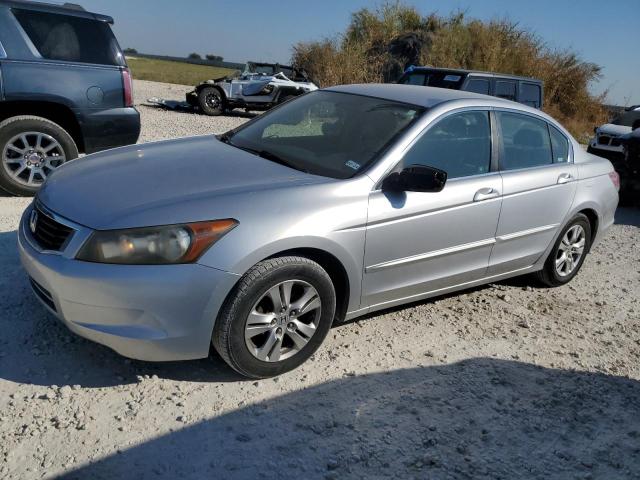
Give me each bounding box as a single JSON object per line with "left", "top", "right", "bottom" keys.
{"left": 197, "top": 87, "right": 225, "bottom": 116}
{"left": 535, "top": 213, "right": 591, "bottom": 287}
{"left": 213, "top": 256, "right": 336, "bottom": 378}
{"left": 0, "top": 116, "right": 78, "bottom": 196}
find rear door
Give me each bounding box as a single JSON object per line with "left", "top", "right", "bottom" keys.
{"left": 488, "top": 110, "right": 576, "bottom": 274}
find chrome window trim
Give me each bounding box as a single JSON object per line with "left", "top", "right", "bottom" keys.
{"left": 492, "top": 107, "right": 575, "bottom": 172}
{"left": 372, "top": 105, "right": 495, "bottom": 190}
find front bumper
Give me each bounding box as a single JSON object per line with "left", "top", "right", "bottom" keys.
{"left": 18, "top": 205, "right": 239, "bottom": 361}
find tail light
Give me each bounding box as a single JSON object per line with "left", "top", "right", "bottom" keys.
{"left": 122, "top": 68, "right": 134, "bottom": 107}
{"left": 608, "top": 170, "right": 620, "bottom": 191}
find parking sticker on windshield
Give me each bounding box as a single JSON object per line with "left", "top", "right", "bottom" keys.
{"left": 345, "top": 160, "right": 360, "bottom": 170}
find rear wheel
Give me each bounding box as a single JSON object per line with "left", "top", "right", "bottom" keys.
{"left": 535, "top": 213, "right": 591, "bottom": 287}
{"left": 197, "top": 87, "right": 225, "bottom": 116}
{"left": 0, "top": 116, "right": 78, "bottom": 196}
{"left": 212, "top": 256, "right": 336, "bottom": 378}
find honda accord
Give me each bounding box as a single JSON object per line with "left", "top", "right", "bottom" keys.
{"left": 19, "top": 84, "right": 619, "bottom": 378}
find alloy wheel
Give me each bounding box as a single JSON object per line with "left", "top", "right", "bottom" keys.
{"left": 2, "top": 132, "right": 66, "bottom": 187}
{"left": 244, "top": 279, "right": 321, "bottom": 362}
{"left": 555, "top": 224, "right": 586, "bottom": 277}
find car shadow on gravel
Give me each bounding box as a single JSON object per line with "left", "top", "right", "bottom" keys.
{"left": 58, "top": 358, "right": 640, "bottom": 480}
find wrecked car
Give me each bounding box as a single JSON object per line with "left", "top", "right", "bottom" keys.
{"left": 588, "top": 105, "right": 640, "bottom": 160}
{"left": 186, "top": 62, "right": 318, "bottom": 115}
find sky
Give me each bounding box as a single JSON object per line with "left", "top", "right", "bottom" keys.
{"left": 80, "top": 0, "right": 640, "bottom": 105}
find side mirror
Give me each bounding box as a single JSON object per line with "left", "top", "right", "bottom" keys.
{"left": 382, "top": 165, "right": 447, "bottom": 193}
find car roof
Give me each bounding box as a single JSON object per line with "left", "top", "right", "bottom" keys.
{"left": 0, "top": 0, "right": 113, "bottom": 23}
{"left": 325, "top": 83, "right": 523, "bottom": 110}
{"left": 405, "top": 66, "right": 541, "bottom": 83}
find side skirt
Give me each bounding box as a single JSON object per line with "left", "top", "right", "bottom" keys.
{"left": 343, "top": 264, "right": 540, "bottom": 321}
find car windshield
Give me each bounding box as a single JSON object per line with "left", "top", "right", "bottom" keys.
{"left": 225, "top": 91, "right": 424, "bottom": 179}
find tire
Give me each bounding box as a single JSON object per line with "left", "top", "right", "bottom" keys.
{"left": 212, "top": 256, "right": 336, "bottom": 378}
{"left": 197, "top": 87, "right": 225, "bottom": 116}
{"left": 0, "top": 116, "right": 78, "bottom": 196}
{"left": 535, "top": 213, "right": 592, "bottom": 287}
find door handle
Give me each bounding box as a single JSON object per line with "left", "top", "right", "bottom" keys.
{"left": 473, "top": 187, "right": 500, "bottom": 202}
{"left": 557, "top": 173, "right": 574, "bottom": 184}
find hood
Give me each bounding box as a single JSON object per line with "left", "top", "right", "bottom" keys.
{"left": 38, "top": 136, "right": 322, "bottom": 229}
{"left": 596, "top": 123, "right": 632, "bottom": 136}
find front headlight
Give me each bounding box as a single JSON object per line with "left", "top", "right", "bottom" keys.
{"left": 76, "top": 220, "right": 238, "bottom": 265}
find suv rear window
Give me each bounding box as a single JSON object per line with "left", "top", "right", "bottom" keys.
{"left": 13, "top": 9, "right": 122, "bottom": 66}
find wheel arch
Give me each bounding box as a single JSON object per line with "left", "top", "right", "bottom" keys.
{"left": 576, "top": 207, "right": 599, "bottom": 246}
{"left": 264, "top": 247, "right": 351, "bottom": 323}
{"left": 0, "top": 101, "right": 84, "bottom": 152}
{"left": 196, "top": 83, "right": 227, "bottom": 101}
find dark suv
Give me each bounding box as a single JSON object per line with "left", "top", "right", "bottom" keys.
{"left": 0, "top": 0, "right": 140, "bottom": 195}
{"left": 397, "top": 67, "right": 544, "bottom": 109}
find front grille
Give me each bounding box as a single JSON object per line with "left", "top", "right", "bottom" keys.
{"left": 611, "top": 138, "right": 622, "bottom": 147}
{"left": 30, "top": 205, "right": 74, "bottom": 251}
{"left": 29, "top": 277, "right": 56, "bottom": 312}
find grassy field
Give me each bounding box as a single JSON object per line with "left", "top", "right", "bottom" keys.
{"left": 126, "top": 57, "right": 237, "bottom": 86}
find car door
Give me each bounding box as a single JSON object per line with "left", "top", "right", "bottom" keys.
{"left": 488, "top": 110, "right": 577, "bottom": 274}
{"left": 362, "top": 110, "right": 503, "bottom": 309}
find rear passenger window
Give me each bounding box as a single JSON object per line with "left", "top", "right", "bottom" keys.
{"left": 12, "top": 9, "right": 122, "bottom": 65}
{"left": 495, "top": 81, "right": 517, "bottom": 101}
{"left": 521, "top": 83, "right": 541, "bottom": 108}
{"left": 498, "top": 112, "right": 552, "bottom": 170}
{"left": 465, "top": 79, "right": 490, "bottom": 95}
{"left": 549, "top": 125, "right": 570, "bottom": 163}
{"left": 402, "top": 111, "right": 491, "bottom": 179}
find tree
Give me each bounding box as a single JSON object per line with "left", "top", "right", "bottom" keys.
{"left": 206, "top": 54, "right": 224, "bottom": 62}
{"left": 123, "top": 48, "right": 138, "bottom": 55}
{"left": 188, "top": 52, "right": 202, "bottom": 60}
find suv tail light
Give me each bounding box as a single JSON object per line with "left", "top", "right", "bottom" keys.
{"left": 608, "top": 170, "right": 620, "bottom": 191}
{"left": 122, "top": 68, "right": 134, "bottom": 107}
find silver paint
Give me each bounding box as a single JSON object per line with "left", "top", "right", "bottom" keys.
{"left": 19, "top": 85, "right": 619, "bottom": 361}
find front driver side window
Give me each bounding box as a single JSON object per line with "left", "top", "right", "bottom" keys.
{"left": 401, "top": 111, "right": 491, "bottom": 179}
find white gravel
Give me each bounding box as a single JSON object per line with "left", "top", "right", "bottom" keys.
{"left": 1, "top": 80, "right": 639, "bottom": 479}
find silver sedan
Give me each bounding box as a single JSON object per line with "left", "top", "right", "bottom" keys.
{"left": 19, "top": 84, "right": 619, "bottom": 378}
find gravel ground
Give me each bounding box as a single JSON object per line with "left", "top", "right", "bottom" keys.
{"left": 1, "top": 80, "right": 639, "bottom": 479}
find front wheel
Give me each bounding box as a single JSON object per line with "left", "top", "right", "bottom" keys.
{"left": 197, "top": 87, "right": 225, "bottom": 116}
{"left": 212, "top": 256, "right": 336, "bottom": 378}
{"left": 535, "top": 213, "right": 591, "bottom": 287}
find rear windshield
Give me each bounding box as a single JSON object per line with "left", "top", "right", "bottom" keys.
{"left": 399, "top": 71, "right": 465, "bottom": 90}
{"left": 13, "top": 9, "right": 123, "bottom": 66}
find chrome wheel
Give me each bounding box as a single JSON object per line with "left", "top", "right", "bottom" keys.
{"left": 244, "top": 279, "right": 321, "bottom": 362}
{"left": 555, "top": 225, "right": 586, "bottom": 277}
{"left": 2, "top": 132, "right": 66, "bottom": 187}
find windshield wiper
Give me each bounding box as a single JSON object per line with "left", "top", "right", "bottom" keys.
{"left": 223, "top": 139, "right": 308, "bottom": 173}
{"left": 256, "top": 150, "right": 309, "bottom": 173}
